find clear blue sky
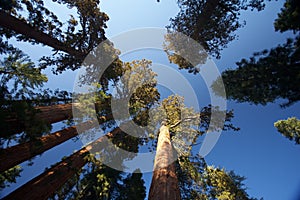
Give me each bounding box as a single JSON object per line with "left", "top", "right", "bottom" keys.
{"left": 98, "top": 1, "right": 300, "bottom": 199}
{"left": 1, "top": 0, "right": 300, "bottom": 199}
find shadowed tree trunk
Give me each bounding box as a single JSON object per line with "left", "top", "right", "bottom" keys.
{"left": 4, "top": 103, "right": 75, "bottom": 135}
{"left": 148, "top": 125, "right": 181, "bottom": 200}
{"left": 0, "top": 116, "right": 114, "bottom": 172}
{"left": 2, "top": 127, "right": 122, "bottom": 200}
{"left": 0, "top": 10, "right": 85, "bottom": 57}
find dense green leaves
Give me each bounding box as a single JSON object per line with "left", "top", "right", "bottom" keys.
{"left": 0, "top": 50, "right": 47, "bottom": 99}
{"left": 177, "top": 155, "right": 260, "bottom": 200}
{"left": 165, "top": 0, "right": 265, "bottom": 73}
{"left": 212, "top": 38, "right": 300, "bottom": 107}
{"left": 212, "top": 0, "right": 300, "bottom": 107}
{"left": 274, "top": 117, "right": 300, "bottom": 144}
{"left": 0, "top": 166, "right": 22, "bottom": 190}
{"left": 0, "top": 0, "right": 110, "bottom": 73}
{"left": 274, "top": 0, "right": 300, "bottom": 33}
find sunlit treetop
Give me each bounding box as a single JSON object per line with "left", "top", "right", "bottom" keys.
{"left": 274, "top": 117, "right": 300, "bottom": 145}
{"left": 177, "top": 155, "right": 261, "bottom": 200}
{"left": 147, "top": 95, "right": 238, "bottom": 156}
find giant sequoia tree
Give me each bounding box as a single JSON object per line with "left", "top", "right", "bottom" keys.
{"left": 211, "top": 0, "right": 300, "bottom": 144}
{"left": 0, "top": 0, "right": 268, "bottom": 199}
{"left": 212, "top": 0, "right": 300, "bottom": 107}
{"left": 165, "top": 0, "right": 265, "bottom": 73}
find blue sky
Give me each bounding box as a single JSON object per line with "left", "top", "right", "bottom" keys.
{"left": 99, "top": 0, "right": 300, "bottom": 199}
{"left": 98, "top": 1, "right": 300, "bottom": 199}
{"left": 1, "top": 0, "right": 300, "bottom": 199}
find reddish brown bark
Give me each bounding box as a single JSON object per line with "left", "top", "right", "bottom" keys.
{"left": 35, "top": 103, "right": 73, "bottom": 123}
{"left": 148, "top": 125, "right": 181, "bottom": 200}
{"left": 0, "top": 114, "right": 112, "bottom": 172}
{"left": 0, "top": 10, "right": 84, "bottom": 57}
{"left": 0, "top": 121, "right": 93, "bottom": 173}
{"left": 4, "top": 103, "right": 74, "bottom": 135}
{"left": 3, "top": 127, "right": 122, "bottom": 200}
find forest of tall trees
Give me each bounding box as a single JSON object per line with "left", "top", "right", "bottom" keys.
{"left": 0, "top": 0, "right": 299, "bottom": 199}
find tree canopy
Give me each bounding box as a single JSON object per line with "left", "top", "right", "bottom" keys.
{"left": 274, "top": 117, "right": 300, "bottom": 145}
{"left": 212, "top": 0, "right": 300, "bottom": 107}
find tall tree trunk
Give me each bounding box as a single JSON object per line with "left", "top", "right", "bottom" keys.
{"left": 2, "top": 127, "right": 122, "bottom": 200}
{"left": 0, "top": 10, "right": 85, "bottom": 57}
{"left": 4, "top": 103, "right": 74, "bottom": 135}
{"left": 35, "top": 103, "right": 74, "bottom": 124}
{"left": 0, "top": 115, "right": 113, "bottom": 172}
{"left": 148, "top": 125, "right": 181, "bottom": 200}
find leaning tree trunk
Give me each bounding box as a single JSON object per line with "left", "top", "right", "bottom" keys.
{"left": 0, "top": 114, "right": 112, "bottom": 172}
{"left": 148, "top": 125, "right": 181, "bottom": 200}
{"left": 2, "top": 127, "right": 123, "bottom": 200}
{"left": 0, "top": 117, "right": 111, "bottom": 173}
{"left": 0, "top": 10, "right": 84, "bottom": 57}
{"left": 4, "top": 103, "right": 75, "bottom": 136}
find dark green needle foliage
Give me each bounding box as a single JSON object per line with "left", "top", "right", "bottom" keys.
{"left": 114, "top": 169, "right": 146, "bottom": 200}
{"left": 165, "top": 0, "right": 265, "bottom": 73}
{"left": 177, "top": 155, "right": 261, "bottom": 200}
{"left": 212, "top": 38, "right": 300, "bottom": 107}
{"left": 0, "top": 48, "right": 51, "bottom": 145}
{"left": 212, "top": 0, "right": 300, "bottom": 108}
{"left": 0, "top": 0, "right": 113, "bottom": 74}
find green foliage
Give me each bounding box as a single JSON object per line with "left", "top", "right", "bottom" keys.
{"left": 0, "top": 49, "right": 52, "bottom": 145}
{"left": 147, "top": 95, "right": 238, "bottom": 156}
{"left": 177, "top": 155, "right": 260, "bottom": 200}
{"left": 115, "top": 169, "right": 146, "bottom": 200}
{"left": 40, "top": 0, "right": 110, "bottom": 73}
{"left": 1, "top": 0, "right": 110, "bottom": 73}
{"left": 0, "top": 165, "right": 22, "bottom": 190}
{"left": 0, "top": 50, "right": 47, "bottom": 99}
{"left": 112, "top": 59, "right": 160, "bottom": 121}
{"left": 165, "top": 0, "right": 265, "bottom": 73}
{"left": 274, "top": 117, "right": 300, "bottom": 144}
{"left": 212, "top": 0, "right": 300, "bottom": 107}
{"left": 274, "top": 0, "right": 300, "bottom": 33}
{"left": 212, "top": 38, "right": 300, "bottom": 107}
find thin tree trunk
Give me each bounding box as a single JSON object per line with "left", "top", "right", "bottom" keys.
{"left": 148, "top": 125, "right": 181, "bottom": 200}
{"left": 0, "top": 115, "right": 113, "bottom": 172}
{"left": 0, "top": 10, "right": 85, "bottom": 57}
{"left": 2, "top": 127, "right": 122, "bottom": 200}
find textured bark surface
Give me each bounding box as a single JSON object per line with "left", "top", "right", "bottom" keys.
{"left": 3, "top": 127, "right": 122, "bottom": 200}
{"left": 0, "top": 10, "right": 84, "bottom": 57}
{"left": 148, "top": 125, "right": 181, "bottom": 200}
{"left": 35, "top": 103, "right": 74, "bottom": 124}
{"left": 0, "top": 120, "right": 98, "bottom": 172}
{"left": 4, "top": 103, "right": 75, "bottom": 135}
